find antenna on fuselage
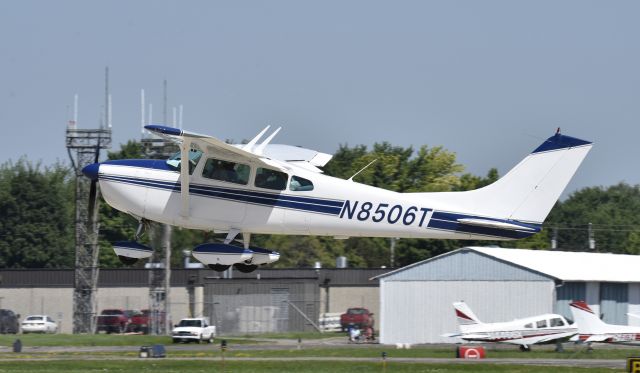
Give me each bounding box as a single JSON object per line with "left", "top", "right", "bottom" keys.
{"left": 244, "top": 125, "right": 271, "bottom": 151}
{"left": 254, "top": 127, "right": 281, "bottom": 155}
{"left": 347, "top": 158, "right": 377, "bottom": 182}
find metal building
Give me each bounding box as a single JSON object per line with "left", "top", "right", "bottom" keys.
{"left": 375, "top": 246, "right": 640, "bottom": 344}
{"left": 0, "top": 267, "right": 385, "bottom": 334}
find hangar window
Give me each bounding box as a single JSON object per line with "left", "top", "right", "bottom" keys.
{"left": 536, "top": 320, "right": 548, "bottom": 328}
{"left": 550, "top": 318, "right": 565, "bottom": 327}
{"left": 290, "top": 176, "right": 314, "bottom": 191}
{"left": 524, "top": 323, "right": 533, "bottom": 329}
{"left": 255, "top": 167, "right": 288, "bottom": 190}
{"left": 202, "top": 158, "right": 250, "bottom": 185}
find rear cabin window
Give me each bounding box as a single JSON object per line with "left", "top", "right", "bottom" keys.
{"left": 550, "top": 318, "right": 565, "bottom": 327}
{"left": 524, "top": 323, "right": 533, "bottom": 328}
{"left": 202, "top": 158, "right": 250, "bottom": 185}
{"left": 290, "top": 176, "right": 314, "bottom": 191}
{"left": 536, "top": 320, "right": 548, "bottom": 328}
{"left": 255, "top": 168, "right": 288, "bottom": 190}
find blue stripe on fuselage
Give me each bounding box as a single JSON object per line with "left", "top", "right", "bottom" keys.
{"left": 100, "top": 174, "right": 344, "bottom": 216}
{"left": 99, "top": 164, "right": 540, "bottom": 239}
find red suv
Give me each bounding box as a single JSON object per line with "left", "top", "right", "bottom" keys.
{"left": 340, "top": 307, "right": 374, "bottom": 332}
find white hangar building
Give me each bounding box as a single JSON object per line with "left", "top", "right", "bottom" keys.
{"left": 375, "top": 246, "right": 640, "bottom": 344}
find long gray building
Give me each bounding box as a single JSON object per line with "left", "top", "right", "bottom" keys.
{"left": 0, "top": 268, "right": 385, "bottom": 334}
{"left": 375, "top": 246, "right": 640, "bottom": 344}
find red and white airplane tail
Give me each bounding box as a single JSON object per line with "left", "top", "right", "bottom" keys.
{"left": 569, "top": 300, "right": 607, "bottom": 335}
{"left": 453, "top": 301, "right": 483, "bottom": 332}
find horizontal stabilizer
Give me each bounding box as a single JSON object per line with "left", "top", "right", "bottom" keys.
{"left": 586, "top": 335, "right": 610, "bottom": 342}
{"left": 441, "top": 332, "right": 462, "bottom": 338}
{"left": 457, "top": 218, "right": 537, "bottom": 231}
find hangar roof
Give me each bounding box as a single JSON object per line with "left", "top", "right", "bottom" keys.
{"left": 468, "top": 246, "right": 640, "bottom": 282}
{"left": 375, "top": 246, "right": 640, "bottom": 283}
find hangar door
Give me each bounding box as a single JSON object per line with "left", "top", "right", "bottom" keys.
{"left": 600, "top": 282, "right": 628, "bottom": 325}
{"left": 555, "top": 282, "right": 586, "bottom": 321}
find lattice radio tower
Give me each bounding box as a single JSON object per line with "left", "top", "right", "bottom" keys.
{"left": 66, "top": 68, "right": 112, "bottom": 333}
{"left": 140, "top": 80, "right": 178, "bottom": 334}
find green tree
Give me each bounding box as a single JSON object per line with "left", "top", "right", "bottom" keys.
{"left": 545, "top": 183, "right": 640, "bottom": 253}
{"left": 0, "top": 159, "right": 74, "bottom": 268}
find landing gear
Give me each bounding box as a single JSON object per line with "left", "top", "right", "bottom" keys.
{"left": 114, "top": 219, "right": 153, "bottom": 265}
{"left": 208, "top": 264, "right": 230, "bottom": 272}
{"left": 118, "top": 256, "right": 138, "bottom": 265}
{"left": 519, "top": 345, "right": 531, "bottom": 352}
{"left": 234, "top": 263, "right": 258, "bottom": 273}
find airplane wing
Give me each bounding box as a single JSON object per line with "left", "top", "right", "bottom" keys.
{"left": 145, "top": 125, "right": 290, "bottom": 172}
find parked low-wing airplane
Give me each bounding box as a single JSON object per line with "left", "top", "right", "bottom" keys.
{"left": 570, "top": 300, "right": 640, "bottom": 345}
{"left": 444, "top": 301, "right": 577, "bottom": 351}
{"left": 82, "top": 125, "right": 592, "bottom": 272}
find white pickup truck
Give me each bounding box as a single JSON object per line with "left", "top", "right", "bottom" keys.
{"left": 171, "top": 317, "right": 216, "bottom": 343}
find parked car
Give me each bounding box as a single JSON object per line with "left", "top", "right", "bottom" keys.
{"left": 96, "top": 309, "right": 134, "bottom": 334}
{"left": 171, "top": 317, "right": 216, "bottom": 343}
{"left": 340, "top": 307, "right": 374, "bottom": 332}
{"left": 0, "top": 309, "right": 19, "bottom": 334}
{"left": 127, "top": 309, "right": 168, "bottom": 334}
{"left": 21, "top": 315, "right": 58, "bottom": 334}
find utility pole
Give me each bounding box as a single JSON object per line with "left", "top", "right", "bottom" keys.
{"left": 390, "top": 238, "right": 396, "bottom": 268}
{"left": 142, "top": 79, "right": 176, "bottom": 334}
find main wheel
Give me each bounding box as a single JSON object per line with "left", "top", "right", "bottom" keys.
{"left": 118, "top": 256, "right": 139, "bottom": 265}
{"left": 233, "top": 263, "right": 258, "bottom": 273}
{"left": 208, "top": 264, "right": 230, "bottom": 272}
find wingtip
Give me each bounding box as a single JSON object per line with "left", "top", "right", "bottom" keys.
{"left": 144, "top": 124, "right": 183, "bottom": 136}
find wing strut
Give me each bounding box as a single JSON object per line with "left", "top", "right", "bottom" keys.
{"left": 224, "top": 228, "right": 241, "bottom": 244}
{"left": 180, "top": 139, "right": 191, "bottom": 217}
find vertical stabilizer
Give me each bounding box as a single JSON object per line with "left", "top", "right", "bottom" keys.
{"left": 569, "top": 300, "right": 607, "bottom": 335}
{"left": 453, "top": 301, "right": 483, "bottom": 332}
{"left": 417, "top": 131, "right": 592, "bottom": 224}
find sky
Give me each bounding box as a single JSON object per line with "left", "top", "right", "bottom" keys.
{"left": 1, "top": 0, "right": 639, "bottom": 197}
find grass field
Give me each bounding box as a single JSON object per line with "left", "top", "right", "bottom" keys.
{"left": 0, "top": 333, "right": 260, "bottom": 347}
{"left": 0, "top": 334, "right": 633, "bottom": 372}
{"left": 0, "top": 360, "right": 620, "bottom": 373}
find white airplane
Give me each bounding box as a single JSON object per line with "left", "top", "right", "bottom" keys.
{"left": 444, "top": 301, "right": 578, "bottom": 351}
{"left": 570, "top": 300, "right": 640, "bottom": 345}
{"left": 82, "top": 125, "right": 592, "bottom": 272}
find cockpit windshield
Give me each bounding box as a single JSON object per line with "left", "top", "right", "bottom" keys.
{"left": 166, "top": 149, "right": 203, "bottom": 174}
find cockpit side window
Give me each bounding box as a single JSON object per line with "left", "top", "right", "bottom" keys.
{"left": 290, "top": 176, "right": 314, "bottom": 191}
{"left": 202, "top": 158, "right": 250, "bottom": 185}
{"left": 166, "top": 149, "right": 203, "bottom": 175}
{"left": 255, "top": 168, "right": 287, "bottom": 190}
{"left": 550, "top": 318, "right": 565, "bottom": 327}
